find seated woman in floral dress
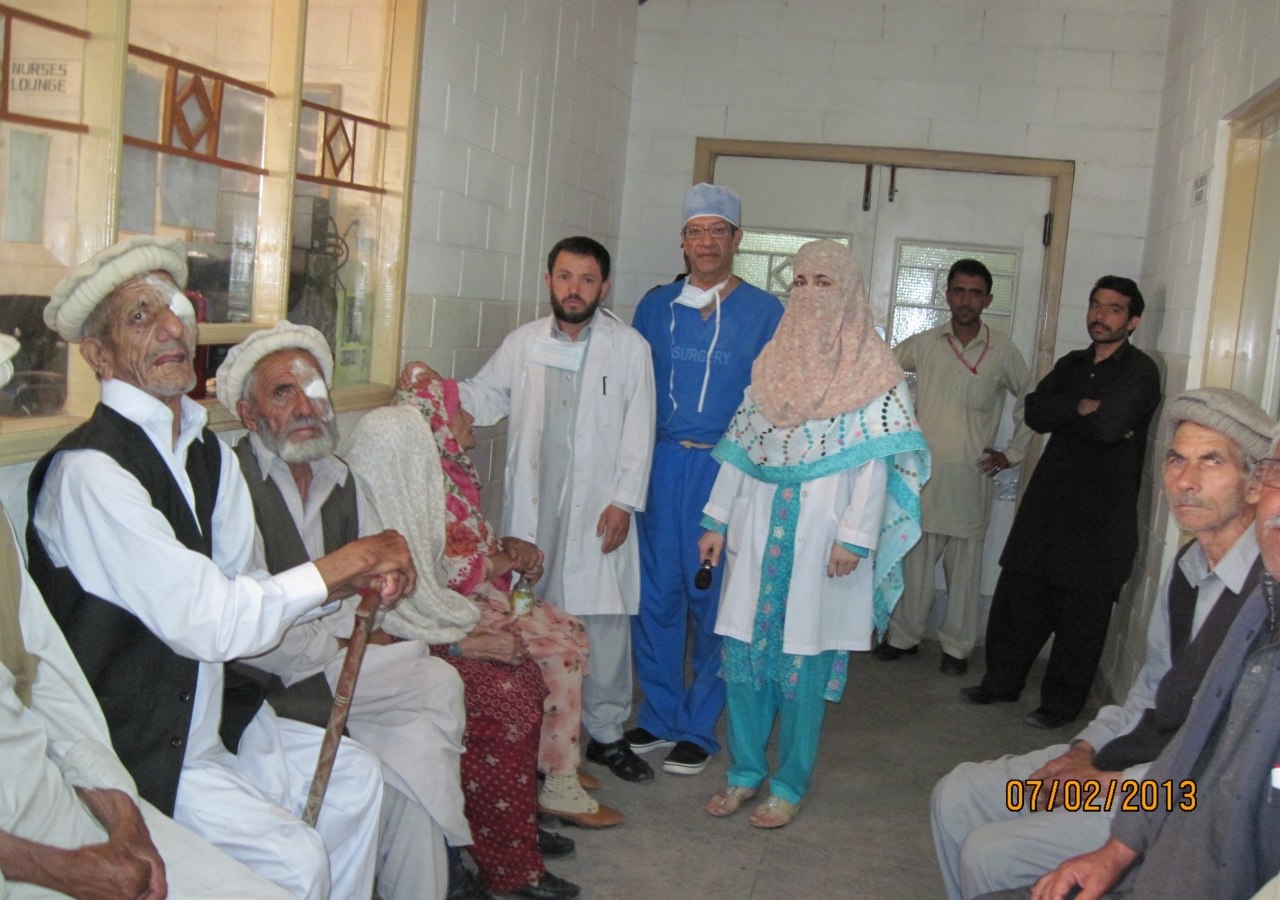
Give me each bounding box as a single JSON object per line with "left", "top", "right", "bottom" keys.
{"left": 346, "top": 402, "right": 608, "bottom": 900}
{"left": 391, "top": 365, "right": 619, "bottom": 829}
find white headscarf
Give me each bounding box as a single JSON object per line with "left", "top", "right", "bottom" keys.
{"left": 341, "top": 406, "right": 481, "bottom": 643}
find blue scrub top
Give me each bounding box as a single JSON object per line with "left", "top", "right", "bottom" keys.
{"left": 632, "top": 279, "right": 784, "bottom": 446}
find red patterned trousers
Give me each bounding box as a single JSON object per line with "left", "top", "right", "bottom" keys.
{"left": 431, "top": 648, "right": 549, "bottom": 892}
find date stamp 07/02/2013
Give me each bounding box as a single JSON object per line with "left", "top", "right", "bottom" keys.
{"left": 1005, "top": 779, "right": 1198, "bottom": 813}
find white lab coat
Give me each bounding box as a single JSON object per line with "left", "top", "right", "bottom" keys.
{"left": 458, "top": 311, "right": 656, "bottom": 616}
{"left": 706, "top": 458, "right": 889, "bottom": 655}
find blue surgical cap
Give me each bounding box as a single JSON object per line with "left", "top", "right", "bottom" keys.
{"left": 682, "top": 183, "right": 741, "bottom": 228}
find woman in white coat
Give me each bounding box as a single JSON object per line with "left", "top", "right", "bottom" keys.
{"left": 697, "top": 240, "right": 930, "bottom": 828}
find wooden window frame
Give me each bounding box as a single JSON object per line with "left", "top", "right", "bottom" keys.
{"left": 0, "top": 0, "right": 426, "bottom": 464}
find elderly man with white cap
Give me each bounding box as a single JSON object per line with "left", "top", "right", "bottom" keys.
{"left": 25, "top": 236, "right": 418, "bottom": 900}
{"left": 627, "top": 184, "right": 785, "bottom": 778}
{"left": 931, "top": 387, "right": 1274, "bottom": 900}
{"left": 215, "top": 320, "right": 472, "bottom": 900}
{"left": 0, "top": 332, "right": 297, "bottom": 900}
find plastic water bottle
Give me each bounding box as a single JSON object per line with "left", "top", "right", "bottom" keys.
{"left": 511, "top": 575, "right": 535, "bottom": 616}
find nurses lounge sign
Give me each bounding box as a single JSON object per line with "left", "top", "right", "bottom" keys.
{"left": 7, "top": 60, "right": 81, "bottom": 120}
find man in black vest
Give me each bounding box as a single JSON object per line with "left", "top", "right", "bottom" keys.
{"left": 931, "top": 388, "right": 1273, "bottom": 900}
{"left": 980, "top": 418, "right": 1280, "bottom": 900}
{"left": 963, "top": 277, "right": 1163, "bottom": 728}
{"left": 0, "top": 341, "right": 295, "bottom": 900}
{"left": 28, "top": 236, "right": 418, "bottom": 900}
{"left": 216, "top": 321, "right": 477, "bottom": 900}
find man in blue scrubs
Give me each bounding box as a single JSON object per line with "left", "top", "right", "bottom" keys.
{"left": 629, "top": 184, "right": 785, "bottom": 776}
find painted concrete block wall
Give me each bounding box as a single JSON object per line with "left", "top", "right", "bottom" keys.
{"left": 403, "top": 0, "right": 638, "bottom": 522}
{"left": 1100, "top": 0, "right": 1280, "bottom": 701}
{"left": 617, "top": 0, "right": 1171, "bottom": 360}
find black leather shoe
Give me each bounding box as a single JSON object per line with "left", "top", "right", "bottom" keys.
{"left": 1025, "top": 707, "right": 1077, "bottom": 729}
{"left": 585, "top": 738, "right": 654, "bottom": 782}
{"left": 872, "top": 642, "right": 919, "bottom": 661}
{"left": 960, "top": 684, "right": 1019, "bottom": 704}
{"left": 446, "top": 848, "right": 489, "bottom": 900}
{"left": 537, "top": 828, "right": 575, "bottom": 858}
{"left": 509, "top": 871, "right": 580, "bottom": 900}
{"left": 939, "top": 653, "right": 968, "bottom": 676}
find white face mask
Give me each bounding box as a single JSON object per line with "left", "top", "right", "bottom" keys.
{"left": 528, "top": 336, "right": 587, "bottom": 372}
{"left": 673, "top": 278, "right": 729, "bottom": 310}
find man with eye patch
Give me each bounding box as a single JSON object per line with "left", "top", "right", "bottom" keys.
{"left": 216, "top": 321, "right": 472, "bottom": 900}
{"left": 29, "top": 237, "right": 418, "bottom": 900}
{"left": 933, "top": 388, "right": 1270, "bottom": 900}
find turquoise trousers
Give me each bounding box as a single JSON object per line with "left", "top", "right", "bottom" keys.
{"left": 724, "top": 650, "right": 835, "bottom": 805}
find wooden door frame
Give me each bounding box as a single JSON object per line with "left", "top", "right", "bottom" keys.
{"left": 693, "top": 138, "right": 1075, "bottom": 381}
{"left": 1201, "top": 85, "right": 1280, "bottom": 391}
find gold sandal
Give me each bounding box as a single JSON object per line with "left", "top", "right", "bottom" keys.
{"left": 705, "top": 784, "right": 758, "bottom": 817}
{"left": 749, "top": 794, "right": 798, "bottom": 828}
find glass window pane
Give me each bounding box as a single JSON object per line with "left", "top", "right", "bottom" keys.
{"left": 889, "top": 240, "right": 1021, "bottom": 348}
{"left": 287, "top": 187, "right": 382, "bottom": 385}
{"left": 890, "top": 305, "right": 950, "bottom": 346}
{"left": 0, "top": 11, "right": 89, "bottom": 419}
{"left": 895, "top": 267, "right": 937, "bottom": 307}
{"left": 7, "top": 20, "right": 85, "bottom": 128}
{"left": 733, "top": 229, "right": 851, "bottom": 302}
{"left": 119, "top": 153, "right": 261, "bottom": 325}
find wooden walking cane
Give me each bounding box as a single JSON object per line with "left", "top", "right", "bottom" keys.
{"left": 301, "top": 587, "right": 381, "bottom": 827}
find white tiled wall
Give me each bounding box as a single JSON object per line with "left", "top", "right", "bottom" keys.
{"left": 1099, "top": 0, "right": 1280, "bottom": 700}
{"left": 617, "top": 0, "right": 1172, "bottom": 365}
{"left": 403, "top": 0, "right": 638, "bottom": 521}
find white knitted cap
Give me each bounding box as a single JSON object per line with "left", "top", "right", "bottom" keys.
{"left": 45, "top": 236, "right": 188, "bottom": 343}
{"left": 215, "top": 320, "right": 334, "bottom": 412}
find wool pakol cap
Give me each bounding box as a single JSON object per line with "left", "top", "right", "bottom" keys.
{"left": 682, "top": 183, "right": 741, "bottom": 228}
{"left": 1165, "top": 387, "right": 1277, "bottom": 462}
{"left": 215, "top": 320, "right": 334, "bottom": 412}
{"left": 45, "top": 235, "right": 188, "bottom": 343}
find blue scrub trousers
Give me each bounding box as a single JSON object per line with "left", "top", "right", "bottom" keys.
{"left": 725, "top": 651, "right": 834, "bottom": 806}
{"left": 633, "top": 439, "right": 726, "bottom": 754}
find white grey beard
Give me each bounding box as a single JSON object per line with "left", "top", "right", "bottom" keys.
{"left": 277, "top": 431, "right": 338, "bottom": 464}
{"left": 256, "top": 414, "right": 338, "bottom": 464}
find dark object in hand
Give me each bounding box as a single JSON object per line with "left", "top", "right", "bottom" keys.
{"left": 694, "top": 559, "right": 714, "bottom": 591}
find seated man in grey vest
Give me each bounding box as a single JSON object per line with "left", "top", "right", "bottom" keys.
{"left": 0, "top": 335, "right": 292, "bottom": 900}
{"left": 28, "top": 236, "right": 417, "bottom": 900}
{"left": 932, "top": 388, "right": 1273, "bottom": 900}
{"left": 217, "top": 321, "right": 471, "bottom": 900}
{"left": 978, "top": 429, "right": 1280, "bottom": 900}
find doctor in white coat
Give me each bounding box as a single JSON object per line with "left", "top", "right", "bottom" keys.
{"left": 451, "top": 236, "right": 659, "bottom": 782}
